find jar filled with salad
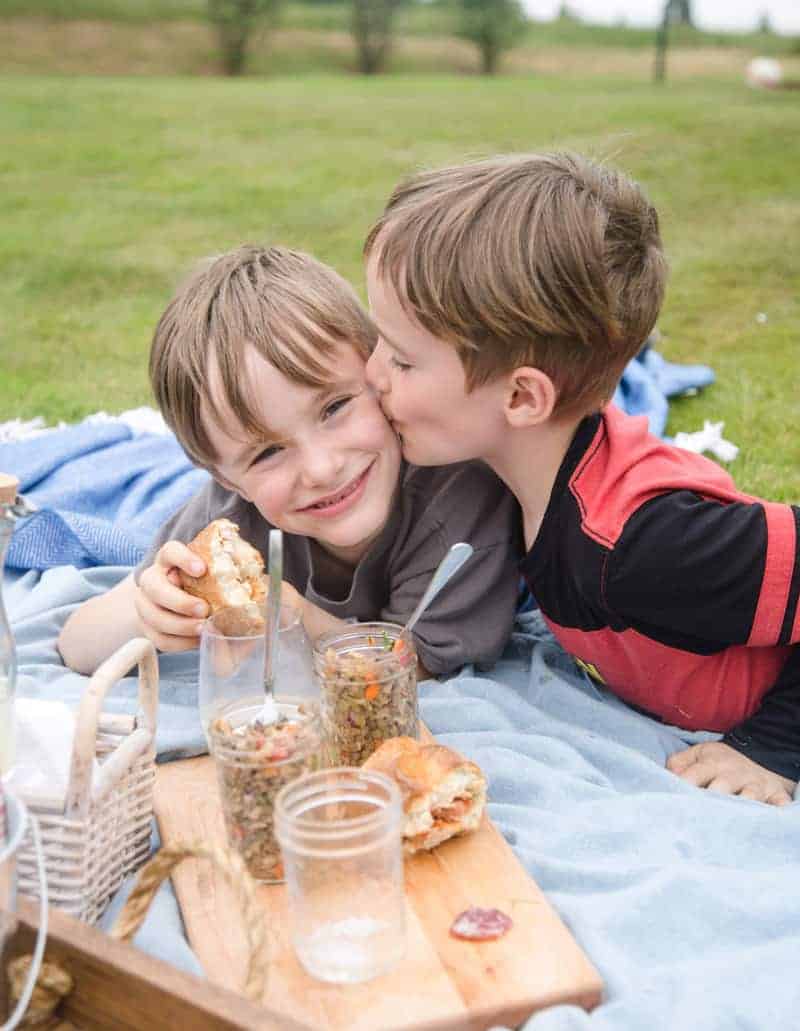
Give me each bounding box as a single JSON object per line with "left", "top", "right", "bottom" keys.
{"left": 209, "top": 699, "right": 322, "bottom": 882}
{"left": 312, "top": 622, "right": 418, "bottom": 767}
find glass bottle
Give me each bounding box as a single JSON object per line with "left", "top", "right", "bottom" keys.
{"left": 0, "top": 474, "right": 34, "bottom": 777}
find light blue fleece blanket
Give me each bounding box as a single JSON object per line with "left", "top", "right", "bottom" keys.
{"left": 8, "top": 565, "right": 800, "bottom": 1031}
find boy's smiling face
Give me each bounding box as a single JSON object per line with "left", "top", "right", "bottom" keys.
{"left": 205, "top": 341, "right": 402, "bottom": 565}
{"left": 366, "top": 257, "right": 508, "bottom": 467}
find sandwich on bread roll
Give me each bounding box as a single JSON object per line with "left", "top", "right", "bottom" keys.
{"left": 179, "top": 518, "right": 267, "bottom": 634}
{"left": 363, "top": 736, "right": 487, "bottom": 854}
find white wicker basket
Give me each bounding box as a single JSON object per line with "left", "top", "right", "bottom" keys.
{"left": 17, "top": 637, "right": 158, "bottom": 925}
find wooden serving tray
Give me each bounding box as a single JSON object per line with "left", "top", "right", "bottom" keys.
{"left": 154, "top": 737, "right": 603, "bottom": 1031}
{"left": 9, "top": 897, "right": 299, "bottom": 1031}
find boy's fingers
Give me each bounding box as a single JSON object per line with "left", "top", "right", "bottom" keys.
{"left": 706, "top": 776, "right": 735, "bottom": 795}
{"left": 765, "top": 789, "right": 792, "bottom": 807}
{"left": 675, "top": 760, "right": 719, "bottom": 789}
{"left": 666, "top": 746, "right": 699, "bottom": 774}
{"left": 141, "top": 568, "right": 208, "bottom": 618}
{"left": 135, "top": 591, "right": 206, "bottom": 640}
{"left": 149, "top": 631, "right": 201, "bottom": 654}
{"left": 157, "top": 540, "right": 206, "bottom": 578}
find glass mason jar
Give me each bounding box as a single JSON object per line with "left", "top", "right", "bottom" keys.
{"left": 198, "top": 601, "right": 316, "bottom": 746}
{"left": 312, "top": 622, "right": 418, "bottom": 767}
{"left": 208, "top": 699, "right": 322, "bottom": 883}
{"left": 274, "top": 767, "right": 406, "bottom": 984}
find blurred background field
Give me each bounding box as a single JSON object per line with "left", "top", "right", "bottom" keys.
{"left": 3, "top": 1, "right": 800, "bottom": 76}
{"left": 1, "top": 1, "right": 799, "bottom": 499}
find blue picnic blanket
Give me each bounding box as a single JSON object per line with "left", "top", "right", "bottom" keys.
{"left": 0, "top": 423, "right": 208, "bottom": 572}
{"left": 0, "top": 346, "right": 713, "bottom": 573}
{"left": 8, "top": 564, "right": 800, "bottom": 1031}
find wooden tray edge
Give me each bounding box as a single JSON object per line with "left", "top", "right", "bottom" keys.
{"left": 10, "top": 896, "right": 313, "bottom": 1031}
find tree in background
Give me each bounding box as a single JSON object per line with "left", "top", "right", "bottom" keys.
{"left": 208, "top": 0, "right": 281, "bottom": 76}
{"left": 458, "top": 0, "right": 527, "bottom": 75}
{"left": 352, "top": 0, "right": 402, "bottom": 74}
{"left": 654, "top": 0, "right": 692, "bottom": 82}
{"left": 665, "top": 0, "right": 693, "bottom": 27}
{"left": 556, "top": 3, "right": 581, "bottom": 22}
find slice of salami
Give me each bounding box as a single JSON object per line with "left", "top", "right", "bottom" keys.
{"left": 449, "top": 906, "right": 513, "bottom": 941}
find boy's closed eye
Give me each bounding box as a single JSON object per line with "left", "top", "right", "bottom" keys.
{"left": 390, "top": 355, "right": 413, "bottom": 372}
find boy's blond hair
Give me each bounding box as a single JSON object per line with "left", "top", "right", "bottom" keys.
{"left": 365, "top": 152, "right": 668, "bottom": 417}
{"left": 150, "top": 245, "right": 376, "bottom": 469}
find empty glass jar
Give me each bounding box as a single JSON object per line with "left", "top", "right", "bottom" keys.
{"left": 274, "top": 767, "right": 406, "bottom": 984}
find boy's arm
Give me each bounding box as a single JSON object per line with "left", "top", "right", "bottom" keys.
{"left": 59, "top": 540, "right": 211, "bottom": 675}
{"left": 58, "top": 574, "right": 144, "bottom": 675}
{"left": 604, "top": 492, "right": 800, "bottom": 803}
{"left": 605, "top": 492, "right": 800, "bottom": 649}
{"left": 721, "top": 650, "right": 800, "bottom": 786}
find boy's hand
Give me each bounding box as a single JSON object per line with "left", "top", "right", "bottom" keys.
{"left": 667, "top": 741, "right": 796, "bottom": 806}
{"left": 135, "top": 541, "right": 209, "bottom": 653}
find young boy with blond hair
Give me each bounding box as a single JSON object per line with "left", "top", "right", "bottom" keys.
{"left": 364, "top": 152, "right": 800, "bottom": 806}
{"left": 58, "top": 245, "right": 520, "bottom": 678}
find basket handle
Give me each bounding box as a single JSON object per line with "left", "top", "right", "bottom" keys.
{"left": 65, "top": 638, "right": 159, "bottom": 819}
{"left": 109, "top": 841, "right": 268, "bottom": 1003}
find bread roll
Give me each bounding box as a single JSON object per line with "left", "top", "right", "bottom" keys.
{"left": 179, "top": 519, "right": 266, "bottom": 632}
{"left": 363, "top": 736, "right": 487, "bottom": 854}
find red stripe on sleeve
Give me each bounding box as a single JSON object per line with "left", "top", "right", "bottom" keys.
{"left": 748, "top": 502, "right": 797, "bottom": 647}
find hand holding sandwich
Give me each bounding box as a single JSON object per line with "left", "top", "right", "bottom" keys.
{"left": 134, "top": 539, "right": 211, "bottom": 653}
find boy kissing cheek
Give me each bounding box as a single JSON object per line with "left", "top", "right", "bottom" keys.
{"left": 365, "top": 255, "right": 508, "bottom": 470}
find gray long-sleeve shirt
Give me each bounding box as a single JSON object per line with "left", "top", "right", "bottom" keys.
{"left": 137, "top": 460, "right": 521, "bottom": 676}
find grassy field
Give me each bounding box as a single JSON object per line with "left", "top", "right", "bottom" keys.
{"left": 2, "top": 73, "right": 799, "bottom": 499}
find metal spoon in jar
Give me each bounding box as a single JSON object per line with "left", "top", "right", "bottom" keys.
{"left": 259, "top": 528, "right": 283, "bottom": 724}
{"left": 402, "top": 541, "right": 474, "bottom": 636}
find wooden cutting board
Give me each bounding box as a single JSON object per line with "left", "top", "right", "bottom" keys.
{"left": 154, "top": 738, "right": 603, "bottom": 1031}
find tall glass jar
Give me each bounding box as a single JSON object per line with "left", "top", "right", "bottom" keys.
{"left": 312, "top": 622, "right": 418, "bottom": 766}
{"left": 208, "top": 699, "right": 322, "bottom": 883}
{"left": 274, "top": 767, "right": 406, "bottom": 984}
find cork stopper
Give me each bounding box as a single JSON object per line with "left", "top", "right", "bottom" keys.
{"left": 0, "top": 474, "right": 19, "bottom": 505}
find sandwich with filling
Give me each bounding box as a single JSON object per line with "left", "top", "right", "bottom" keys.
{"left": 179, "top": 518, "right": 266, "bottom": 634}
{"left": 363, "top": 736, "right": 487, "bottom": 854}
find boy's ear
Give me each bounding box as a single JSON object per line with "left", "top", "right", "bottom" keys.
{"left": 503, "top": 367, "right": 558, "bottom": 428}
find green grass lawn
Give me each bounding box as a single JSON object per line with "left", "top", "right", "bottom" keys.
{"left": 2, "top": 73, "right": 799, "bottom": 499}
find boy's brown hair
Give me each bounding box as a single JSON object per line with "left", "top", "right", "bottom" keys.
{"left": 150, "top": 244, "right": 376, "bottom": 469}
{"left": 365, "top": 152, "right": 668, "bottom": 417}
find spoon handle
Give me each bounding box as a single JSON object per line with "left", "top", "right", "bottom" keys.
{"left": 263, "top": 528, "right": 283, "bottom": 696}
{"left": 404, "top": 541, "right": 474, "bottom": 636}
